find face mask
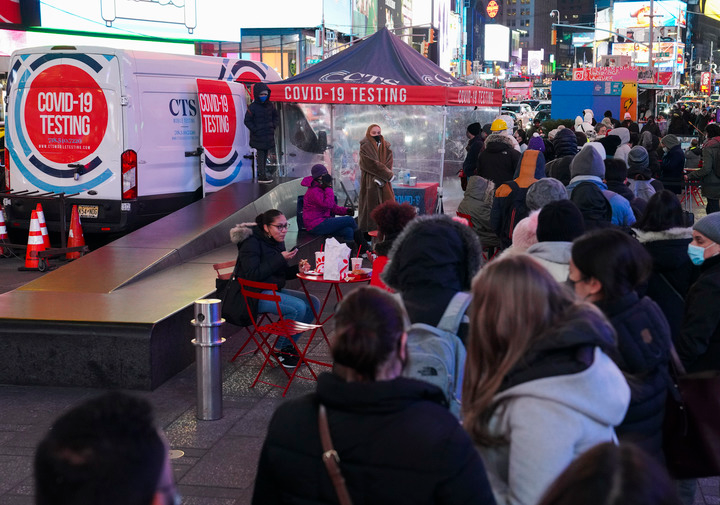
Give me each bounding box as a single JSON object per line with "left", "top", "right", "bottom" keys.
{"left": 372, "top": 135, "right": 382, "bottom": 143}
{"left": 663, "top": 146, "right": 668, "bottom": 153}
{"left": 259, "top": 95, "right": 268, "bottom": 102}
{"left": 688, "top": 243, "right": 707, "bottom": 265}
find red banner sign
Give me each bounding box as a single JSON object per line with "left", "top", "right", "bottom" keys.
{"left": 267, "top": 83, "right": 502, "bottom": 107}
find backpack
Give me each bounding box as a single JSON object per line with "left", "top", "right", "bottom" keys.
{"left": 570, "top": 181, "right": 612, "bottom": 229}
{"left": 494, "top": 180, "right": 531, "bottom": 249}
{"left": 402, "top": 292, "right": 471, "bottom": 418}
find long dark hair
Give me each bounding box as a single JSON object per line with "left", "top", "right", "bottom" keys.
{"left": 255, "top": 209, "right": 283, "bottom": 228}
{"left": 634, "top": 190, "right": 686, "bottom": 232}
{"left": 571, "top": 229, "right": 652, "bottom": 300}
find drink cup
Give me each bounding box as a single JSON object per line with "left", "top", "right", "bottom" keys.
{"left": 351, "top": 257, "right": 363, "bottom": 271}
{"left": 315, "top": 251, "right": 325, "bottom": 274}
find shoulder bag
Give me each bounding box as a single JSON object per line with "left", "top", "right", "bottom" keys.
{"left": 318, "top": 404, "right": 354, "bottom": 505}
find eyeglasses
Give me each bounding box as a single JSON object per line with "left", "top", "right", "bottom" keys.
{"left": 270, "top": 223, "right": 289, "bottom": 231}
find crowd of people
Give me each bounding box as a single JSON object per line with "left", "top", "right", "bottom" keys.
{"left": 29, "top": 107, "right": 720, "bottom": 505}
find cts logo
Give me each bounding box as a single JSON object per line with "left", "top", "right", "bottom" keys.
{"left": 169, "top": 99, "right": 197, "bottom": 117}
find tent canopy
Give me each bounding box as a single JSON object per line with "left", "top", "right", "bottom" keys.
{"left": 266, "top": 28, "right": 501, "bottom": 107}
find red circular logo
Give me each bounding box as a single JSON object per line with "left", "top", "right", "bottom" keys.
{"left": 487, "top": 0, "right": 499, "bottom": 18}
{"left": 198, "top": 81, "right": 237, "bottom": 159}
{"left": 24, "top": 65, "right": 108, "bottom": 164}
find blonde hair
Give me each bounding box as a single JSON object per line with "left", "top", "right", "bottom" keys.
{"left": 462, "top": 254, "right": 607, "bottom": 446}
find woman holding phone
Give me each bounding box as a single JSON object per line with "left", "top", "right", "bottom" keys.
{"left": 231, "top": 209, "right": 320, "bottom": 368}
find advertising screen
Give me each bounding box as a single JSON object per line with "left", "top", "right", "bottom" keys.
{"left": 484, "top": 24, "right": 510, "bottom": 63}
{"left": 612, "top": 1, "right": 687, "bottom": 29}
{"left": 704, "top": 0, "right": 720, "bottom": 21}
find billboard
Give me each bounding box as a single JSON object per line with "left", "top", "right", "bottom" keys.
{"left": 612, "top": 1, "right": 687, "bottom": 29}
{"left": 612, "top": 41, "right": 685, "bottom": 72}
{"left": 528, "top": 50, "right": 543, "bottom": 76}
{"left": 353, "top": 0, "right": 378, "bottom": 36}
{"left": 704, "top": 0, "right": 720, "bottom": 21}
{"left": 0, "top": 0, "right": 21, "bottom": 24}
{"left": 484, "top": 24, "right": 510, "bottom": 63}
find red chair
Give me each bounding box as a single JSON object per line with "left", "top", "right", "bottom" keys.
{"left": 213, "top": 261, "right": 269, "bottom": 362}
{"left": 456, "top": 211, "right": 474, "bottom": 228}
{"left": 239, "top": 278, "right": 327, "bottom": 396}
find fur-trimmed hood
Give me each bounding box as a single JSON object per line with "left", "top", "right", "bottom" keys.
{"left": 633, "top": 226, "right": 693, "bottom": 244}
{"left": 381, "top": 214, "right": 482, "bottom": 292}
{"left": 484, "top": 133, "right": 517, "bottom": 153}
{"left": 230, "top": 223, "right": 257, "bottom": 244}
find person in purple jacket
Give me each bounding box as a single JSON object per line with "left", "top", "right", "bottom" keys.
{"left": 302, "top": 164, "right": 359, "bottom": 244}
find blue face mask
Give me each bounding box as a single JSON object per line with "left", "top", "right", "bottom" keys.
{"left": 688, "top": 243, "right": 706, "bottom": 265}
{"left": 259, "top": 95, "right": 268, "bottom": 102}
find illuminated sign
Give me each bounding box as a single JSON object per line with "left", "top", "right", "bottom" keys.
{"left": 487, "top": 0, "right": 499, "bottom": 18}
{"left": 612, "top": 1, "right": 687, "bottom": 29}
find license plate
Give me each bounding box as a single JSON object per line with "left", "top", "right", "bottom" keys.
{"left": 78, "top": 205, "right": 99, "bottom": 219}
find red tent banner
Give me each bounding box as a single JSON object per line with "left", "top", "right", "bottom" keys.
{"left": 267, "top": 82, "right": 501, "bottom": 107}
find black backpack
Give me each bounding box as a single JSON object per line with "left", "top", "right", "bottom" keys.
{"left": 570, "top": 181, "right": 612, "bottom": 230}
{"left": 494, "top": 180, "right": 531, "bottom": 249}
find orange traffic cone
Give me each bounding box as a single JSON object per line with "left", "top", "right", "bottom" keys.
{"left": 35, "top": 203, "right": 51, "bottom": 249}
{"left": 23, "top": 210, "right": 45, "bottom": 270}
{"left": 0, "top": 206, "right": 8, "bottom": 256}
{"left": 66, "top": 205, "right": 85, "bottom": 260}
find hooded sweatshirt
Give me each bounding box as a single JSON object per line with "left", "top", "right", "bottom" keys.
{"left": 477, "top": 133, "right": 522, "bottom": 187}
{"left": 609, "top": 127, "right": 631, "bottom": 165}
{"left": 479, "top": 313, "right": 630, "bottom": 505}
{"left": 300, "top": 175, "right": 349, "bottom": 230}
{"left": 545, "top": 128, "right": 578, "bottom": 185}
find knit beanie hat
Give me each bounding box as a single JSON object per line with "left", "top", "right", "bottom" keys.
{"left": 482, "top": 123, "right": 493, "bottom": 136}
{"left": 467, "top": 122, "right": 481, "bottom": 136}
{"left": 694, "top": 213, "right": 720, "bottom": 245}
{"left": 624, "top": 112, "right": 632, "bottom": 120}
{"left": 570, "top": 144, "right": 605, "bottom": 178}
{"left": 527, "top": 133, "right": 545, "bottom": 152}
{"left": 627, "top": 146, "right": 651, "bottom": 179}
{"left": 526, "top": 178, "right": 569, "bottom": 211}
{"left": 311, "top": 164, "right": 328, "bottom": 179}
{"left": 536, "top": 200, "right": 586, "bottom": 242}
{"left": 662, "top": 134, "right": 680, "bottom": 150}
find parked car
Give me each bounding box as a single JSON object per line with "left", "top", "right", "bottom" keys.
{"left": 533, "top": 110, "right": 551, "bottom": 123}
{"left": 534, "top": 101, "right": 552, "bottom": 113}
{"left": 521, "top": 99, "right": 540, "bottom": 109}
{"left": 501, "top": 103, "right": 534, "bottom": 129}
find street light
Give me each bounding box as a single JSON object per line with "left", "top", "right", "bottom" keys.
{"left": 550, "top": 10, "right": 560, "bottom": 77}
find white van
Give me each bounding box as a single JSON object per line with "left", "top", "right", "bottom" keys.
{"left": 3, "top": 45, "right": 280, "bottom": 233}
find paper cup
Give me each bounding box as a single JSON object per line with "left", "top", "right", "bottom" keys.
{"left": 315, "top": 252, "right": 325, "bottom": 274}
{"left": 351, "top": 258, "right": 363, "bottom": 271}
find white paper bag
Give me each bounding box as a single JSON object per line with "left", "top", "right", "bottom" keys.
{"left": 323, "top": 237, "right": 351, "bottom": 281}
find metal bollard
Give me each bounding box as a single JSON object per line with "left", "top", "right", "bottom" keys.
{"left": 191, "top": 299, "right": 226, "bottom": 420}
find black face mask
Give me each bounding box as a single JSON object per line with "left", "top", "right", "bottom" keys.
{"left": 372, "top": 135, "right": 382, "bottom": 143}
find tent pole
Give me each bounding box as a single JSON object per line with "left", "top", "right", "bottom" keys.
{"left": 437, "top": 106, "right": 447, "bottom": 214}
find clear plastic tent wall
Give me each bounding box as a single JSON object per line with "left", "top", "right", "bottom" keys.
{"left": 277, "top": 102, "right": 498, "bottom": 201}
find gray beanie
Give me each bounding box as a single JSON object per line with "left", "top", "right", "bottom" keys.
{"left": 570, "top": 144, "right": 606, "bottom": 179}
{"left": 526, "top": 178, "right": 569, "bottom": 211}
{"left": 694, "top": 213, "right": 720, "bottom": 245}
{"left": 662, "top": 134, "right": 680, "bottom": 150}
{"left": 627, "top": 146, "right": 651, "bottom": 178}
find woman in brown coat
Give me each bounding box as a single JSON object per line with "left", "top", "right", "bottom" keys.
{"left": 359, "top": 124, "right": 395, "bottom": 232}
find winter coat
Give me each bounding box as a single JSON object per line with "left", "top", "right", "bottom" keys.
{"left": 383, "top": 214, "right": 482, "bottom": 328}
{"left": 301, "top": 176, "right": 349, "bottom": 231}
{"left": 685, "top": 146, "right": 702, "bottom": 169}
{"left": 610, "top": 128, "right": 631, "bottom": 166}
{"left": 243, "top": 82, "right": 279, "bottom": 151}
{"left": 230, "top": 224, "right": 298, "bottom": 321}
{"left": 627, "top": 179, "right": 656, "bottom": 202}
{"left": 569, "top": 180, "right": 613, "bottom": 230}
{"left": 358, "top": 135, "right": 394, "bottom": 232}
{"left": 369, "top": 232, "right": 401, "bottom": 292}
{"left": 641, "top": 120, "right": 661, "bottom": 138}
{"left": 490, "top": 149, "right": 545, "bottom": 243}
{"left": 252, "top": 373, "right": 497, "bottom": 505}
{"left": 639, "top": 131, "right": 662, "bottom": 178}
{"left": 678, "top": 254, "right": 720, "bottom": 372}
{"left": 696, "top": 112, "right": 710, "bottom": 133}
{"left": 477, "top": 134, "right": 522, "bottom": 187}
{"left": 668, "top": 114, "right": 688, "bottom": 135}
{"left": 660, "top": 144, "right": 686, "bottom": 195}
{"left": 463, "top": 134, "right": 485, "bottom": 177}
{"left": 568, "top": 176, "right": 636, "bottom": 227}
{"left": 457, "top": 176, "right": 502, "bottom": 248}
{"left": 525, "top": 241, "right": 572, "bottom": 282}
{"left": 634, "top": 227, "right": 694, "bottom": 342}
{"left": 687, "top": 136, "right": 720, "bottom": 200}
{"left": 479, "top": 311, "right": 630, "bottom": 505}
{"left": 596, "top": 293, "right": 672, "bottom": 463}
{"left": 545, "top": 129, "right": 577, "bottom": 185}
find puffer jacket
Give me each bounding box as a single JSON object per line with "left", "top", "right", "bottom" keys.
{"left": 478, "top": 305, "right": 630, "bottom": 505}
{"left": 457, "top": 176, "right": 501, "bottom": 248}
{"left": 243, "top": 82, "right": 279, "bottom": 150}
{"left": 596, "top": 292, "right": 672, "bottom": 463}
{"left": 301, "top": 176, "right": 349, "bottom": 231}
{"left": 687, "top": 136, "right": 720, "bottom": 199}
{"left": 545, "top": 128, "right": 577, "bottom": 185}
{"left": 639, "top": 131, "right": 662, "bottom": 178}
{"left": 477, "top": 134, "right": 522, "bottom": 187}
{"left": 660, "top": 144, "right": 686, "bottom": 195}
{"left": 634, "top": 227, "right": 694, "bottom": 341}
{"left": 229, "top": 223, "right": 298, "bottom": 321}
{"left": 253, "top": 373, "right": 496, "bottom": 505}
{"left": 463, "top": 134, "right": 485, "bottom": 177}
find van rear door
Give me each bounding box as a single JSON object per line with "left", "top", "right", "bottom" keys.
{"left": 6, "top": 50, "right": 123, "bottom": 228}
{"left": 196, "top": 79, "right": 252, "bottom": 193}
